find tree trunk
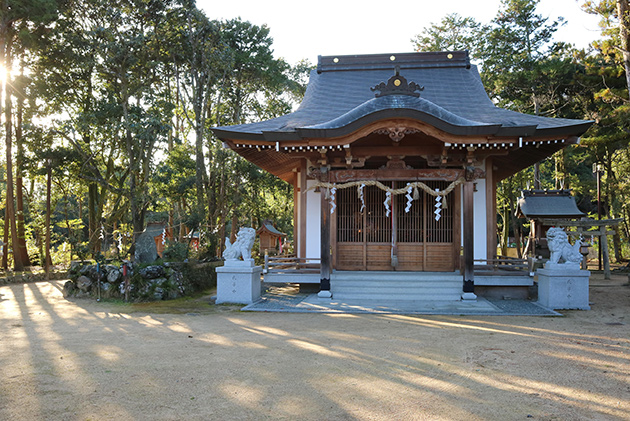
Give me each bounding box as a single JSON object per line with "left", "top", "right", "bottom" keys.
{"left": 15, "top": 89, "right": 31, "bottom": 266}
{"left": 618, "top": 0, "right": 630, "bottom": 100}
{"left": 509, "top": 202, "right": 522, "bottom": 257}
{"left": 533, "top": 97, "right": 542, "bottom": 189}
{"left": 230, "top": 212, "right": 238, "bottom": 244}
{"left": 45, "top": 165, "right": 52, "bottom": 279}
{"left": 3, "top": 37, "right": 24, "bottom": 271}
{"left": 500, "top": 206, "right": 509, "bottom": 256}
{"left": 88, "top": 183, "right": 100, "bottom": 253}
{"left": 206, "top": 147, "right": 215, "bottom": 233}
{"left": 194, "top": 87, "right": 207, "bottom": 223}
{"left": 2, "top": 207, "right": 7, "bottom": 269}
{"left": 120, "top": 78, "right": 144, "bottom": 243}
{"left": 0, "top": 0, "right": 6, "bottom": 269}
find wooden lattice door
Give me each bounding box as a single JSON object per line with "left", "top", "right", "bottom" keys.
{"left": 335, "top": 181, "right": 455, "bottom": 271}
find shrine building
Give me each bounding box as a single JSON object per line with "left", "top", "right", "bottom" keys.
{"left": 211, "top": 51, "right": 593, "bottom": 300}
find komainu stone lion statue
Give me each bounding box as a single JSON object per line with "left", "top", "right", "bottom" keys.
{"left": 546, "top": 227, "right": 583, "bottom": 265}
{"left": 223, "top": 227, "right": 256, "bottom": 261}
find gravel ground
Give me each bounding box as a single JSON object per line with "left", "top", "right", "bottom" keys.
{"left": 1, "top": 274, "right": 629, "bottom": 420}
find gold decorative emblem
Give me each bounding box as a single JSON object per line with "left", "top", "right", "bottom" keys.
{"left": 371, "top": 66, "right": 424, "bottom": 98}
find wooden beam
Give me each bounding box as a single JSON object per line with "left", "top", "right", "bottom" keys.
{"left": 462, "top": 181, "right": 476, "bottom": 298}
{"left": 319, "top": 167, "right": 332, "bottom": 297}
{"left": 486, "top": 157, "right": 496, "bottom": 260}
{"left": 452, "top": 183, "right": 462, "bottom": 271}
{"left": 292, "top": 174, "right": 299, "bottom": 258}
{"left": 299, "top": 160, "right": 307, "bottom": 259}
{"left": 300, "top": 118, "right": 501, "bottom": 146}
{"left": 330, "top": 168, "right": 464, "bottom": 183}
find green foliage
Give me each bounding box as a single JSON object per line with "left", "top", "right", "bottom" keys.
{"left": 162, "top": 240, "right": 189, "bottom": 262}
{"left": 178, "top": 262, "right": 218, "bottom": 292}
{"left": 411, "top": 13, "right": 485, "bottom": 58}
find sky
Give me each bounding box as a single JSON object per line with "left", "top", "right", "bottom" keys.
{"left": 197, "top": 0, "right": 603, "bottom": 66}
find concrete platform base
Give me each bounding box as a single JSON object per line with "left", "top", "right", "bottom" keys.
{"left": 537, "top": 266, "right": 590, "bottom": 310}
{"left": 216, "top": 264, "right": 263, "bottom": 304}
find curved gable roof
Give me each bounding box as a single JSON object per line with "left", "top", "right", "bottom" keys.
{"left": 212, "top": 51, "right": 592, "bottom": 142}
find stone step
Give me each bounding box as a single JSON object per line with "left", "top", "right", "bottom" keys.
{"left": 332, "top": 271, "right": 461, "bottom": 282}
{"left": 331, "top": 292, "right": 462, "bottom": 301}
{"left": 330, "top": 271, "right": 463, "bottom": 301}
{"left": 333, "top": 283, "right": 459, "bottom": 292}
{"left": 332, "top": 280, "right": 460, "bottom": 288}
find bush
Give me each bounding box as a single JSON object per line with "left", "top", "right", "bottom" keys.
{"left": 162, "top": 240, "right": 189, "bottom": 261}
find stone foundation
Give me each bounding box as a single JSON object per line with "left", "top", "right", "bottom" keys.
{"left": 216, "top": 260, "right": 262, "bottom": 304}
{"left": 537, "top": 263, "right": 590, "bottom": 310}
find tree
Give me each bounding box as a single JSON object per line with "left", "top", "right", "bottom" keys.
{"left": 619, "top": 0, "right": 630, "bottom": 98}
{"left": 158, "top": 5, "right": 229, "bottom": 226}
{"left": 411, "top": 13, "right": 485, "bottom": 58}
{"left": 2, "top": 0, "right": 310, "bottom": 266}
{"left": 1, "top": 0, "right": 58, "bottom": 269}
{"left": 206, "top": 18, "right": 299, "bottom": 252}
{"left": 580, "top": 0, "right": 630, "bottom": 261}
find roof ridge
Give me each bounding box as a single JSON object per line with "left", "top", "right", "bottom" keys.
{"left": 317, "top": 51, "right": 470, "bottom": 73}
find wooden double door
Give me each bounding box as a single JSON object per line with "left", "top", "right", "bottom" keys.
{"left": 334, "top": 181, "right": 458, "bottom": 271}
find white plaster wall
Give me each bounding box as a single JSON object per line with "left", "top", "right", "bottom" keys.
{"left": 305, "top": 179, "right": 321, "bottom": 258}
{"left": 296, "top": 175, "right": 302, "bottom": 258}
{"left": 473, "top": 178, "right": 488, "bottom": 261}
{"left": 460, "top": 178, "right": 489, "bottom": 261}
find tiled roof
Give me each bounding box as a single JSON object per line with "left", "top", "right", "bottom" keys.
{"left": 256, "top": 220, "right": 285, "bottom": 236}
{"left": 212, "top": 51, "right": 592, "bottom": 142}
{"left": 516, "top": 190, "right": 585, "bottom": 219}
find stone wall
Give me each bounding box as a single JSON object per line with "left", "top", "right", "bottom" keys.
{"left": 64, "top": 261, "right": 219, "bottom": 301}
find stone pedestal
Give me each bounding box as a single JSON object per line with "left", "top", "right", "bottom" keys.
{"left": 537, "top": 263, "right": 590, "bottom": 310}
{"left": 216, "top": 259, "right": 262, "bottom": 304}
{"left": 317, "top": 290, "right": 332, "bottom": 299}
{"left": 461, "top": 292, "right": 477, "bottom": 301}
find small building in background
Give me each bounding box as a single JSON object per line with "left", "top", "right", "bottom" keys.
{"left": 256, "top": 220, "right": 286, "bottom": 256}
{"left": 516, "top": 189, "right": 585, "bottom": 258}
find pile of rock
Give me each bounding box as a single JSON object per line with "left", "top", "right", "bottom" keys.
{"left": 63, "top": 261, "right": 216, "bottom": 301}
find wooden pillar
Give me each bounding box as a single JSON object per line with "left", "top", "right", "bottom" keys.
{"left": 485, "top": 158, "right": 496, "bottom": 259}
{"left": 391, "top": 181, "right": 398, "bottom": 268}
{"left": 462, "top": 180, "right": 476, "bottom": 299}
{"left": 601, "top": 232, "right": 611, "bottom": 280}
{"left": 292, "top": 173, "right": 299, "bottom": 257}
{"left": 299, "top": 161, "right": 308, "bottom": 258}
{"left": 319, "top": 167, "right": 332, "bottom": 298}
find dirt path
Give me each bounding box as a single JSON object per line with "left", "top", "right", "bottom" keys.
{"left": 1, "top": 274, "right": 629, "bottom": 420}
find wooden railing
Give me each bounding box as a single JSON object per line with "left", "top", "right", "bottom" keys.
{"left": 473, "top": 255, "right": 536, "bottom": 277}
{"left": 263, "top": 255, "right": 321, "bottom": 275}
